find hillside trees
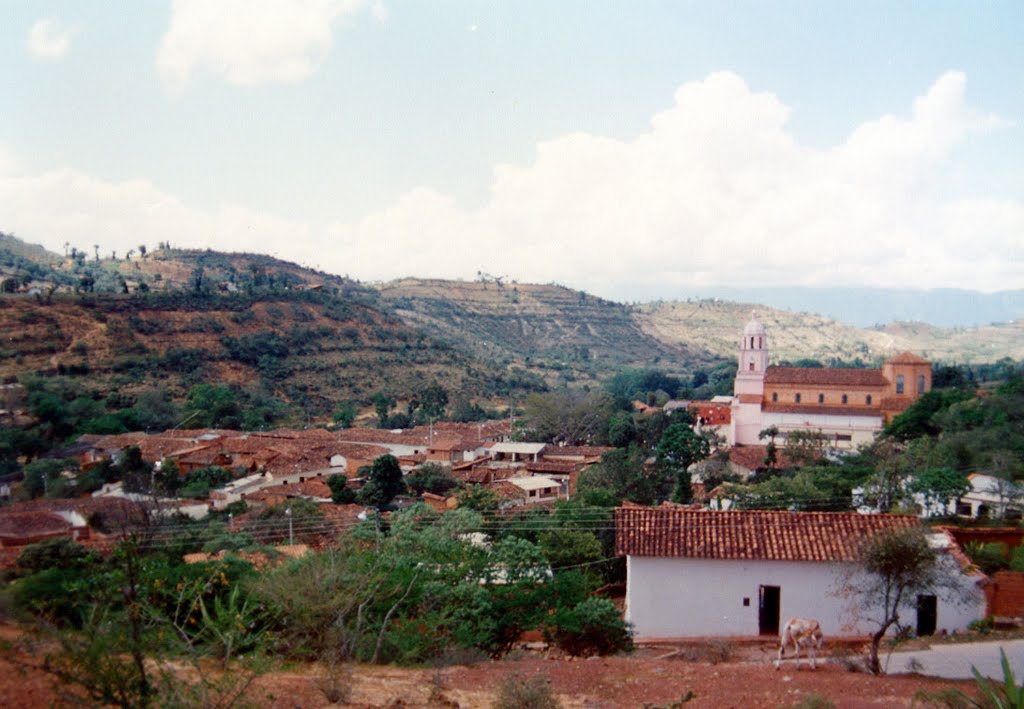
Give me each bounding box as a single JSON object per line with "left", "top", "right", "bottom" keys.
{"left": 656, "top": 422, "right": 711, "bottom": 504}
{"left": 520, "top": 389, "right": 614, "bottom": 445}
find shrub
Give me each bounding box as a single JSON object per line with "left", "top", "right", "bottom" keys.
{"left": 965, "top": 541, "right": 1010, "bottom": 575}
{"left": 492, "top": 673, "right": 562, "bottom": 709}
{"left": 543, "top": 597, "right": 633, "bottom": 657}
{"left": 16, "top": 538, "right": 98, "bottom": 575}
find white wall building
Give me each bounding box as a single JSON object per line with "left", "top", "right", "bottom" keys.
{"left": 616, "top": 507, "right": 985, "bottom": 639}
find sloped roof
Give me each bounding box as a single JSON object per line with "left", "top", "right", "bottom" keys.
{"left": 615, "top": 508, "right": 919, "bottom": 562}
{"left": 885, "top": 351, "right": 930, "bottom": 365}
{"left": 761, "top": 403, "right": 882, "bottom": 418}
{"left": 765, "top": 367, "right": 888, "bottom": 387}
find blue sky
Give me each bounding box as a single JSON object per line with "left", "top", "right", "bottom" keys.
{"left": 1, "top": 1, "right": 1021, "bottom": 301}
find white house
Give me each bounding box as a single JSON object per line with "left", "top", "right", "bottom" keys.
{"left": 616, "top": 507, "right": 985, "bottom": 639}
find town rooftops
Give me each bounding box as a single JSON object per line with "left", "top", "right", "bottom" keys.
{"left": 615, "top": 508, "right": 919, "bottom": 562}
{"left": 764, "top": 367, "right": 889, "bottom": 387}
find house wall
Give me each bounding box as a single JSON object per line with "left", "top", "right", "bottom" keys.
{"left": 625, "top": 556, "right": 984, "bottom": 639}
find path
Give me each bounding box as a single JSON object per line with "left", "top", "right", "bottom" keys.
{"left": 885, "top": 638, "right": 1024, "bottom": 680}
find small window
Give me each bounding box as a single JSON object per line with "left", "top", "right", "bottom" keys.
{"left": 795, "top": 393, "right": 802, "bottom": 403}
{"left": 818, "top": 393, "right": 824, "bottom": 404}
{"left": 918, "top": 374, "right": 926, "bottom": 394}
{"left": 772, "top": 392, "right": 778, "bottom": 402}
{"left": 749, "top": 362, "right": 755, "bottom": 371}
{"left": 758, "top": 336, "right": 763, "bottom": 348}
{"left": 842, "top": 394, "right": 848, "bottom": 404}
{"left": 896, "top": 374, "right": 905, "bottom": 394}
{"left": 866, "top": 394, "right": 873, "bottom": 405}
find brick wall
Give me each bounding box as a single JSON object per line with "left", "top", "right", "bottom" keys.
{"left": 985, "top": 571, "right": 1024, "bottom": 617}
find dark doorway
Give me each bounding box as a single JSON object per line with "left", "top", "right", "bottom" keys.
{"left": 917, "top": 595, "right": 937, "bottom": 636}
{"left": 759, "top": 585, "right": 781, "bottom": 635}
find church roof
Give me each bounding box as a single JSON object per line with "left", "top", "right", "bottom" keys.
{"left": 764, "top": 366, "right": 888, "bottom": 387}
{"left": 884, "top": 351, "right": 930, "bottom": 365}
{"left": 762, "top": 403, "right": 882, "bottom": 418}
{"left": 743, "top": 317, "right": 766, "bottom": 336}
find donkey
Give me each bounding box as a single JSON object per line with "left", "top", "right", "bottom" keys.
{"left": 775, "top": 617, "right": 824, "bottom": 670}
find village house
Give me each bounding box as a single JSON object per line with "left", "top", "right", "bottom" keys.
{"left": 616, "top": 507, "right": 985, "bottom": 639}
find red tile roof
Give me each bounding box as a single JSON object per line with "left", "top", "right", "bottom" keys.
{"left": 0, "top": 511, "right": 72, "bottom": 538}
{"left": 761, "top": 403, "right": 882, "bottom": 418}
{"left": 765, "top": 367, "right": 888, "bottom": 387}
{"left": 726, "top": 445, "right": 794, "bottom": 472}
{"left": 615, "top": 508, "right": 919, "bottom": 562}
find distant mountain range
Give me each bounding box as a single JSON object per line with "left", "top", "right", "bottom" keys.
{"left": 667, "top": 287, "right": 1024, "bottom": 328}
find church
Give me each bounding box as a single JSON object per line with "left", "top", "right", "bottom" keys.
{"left": 730, "top": 316, "right": 932, "bottom": 449}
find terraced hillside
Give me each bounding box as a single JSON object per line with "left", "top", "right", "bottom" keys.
{"left": 636, "top": 299, "right": 1024, "bottom": 364}
{"left": 0, "top": 288, "right": 539, "bottom": 422}
{"left": 376, "top": 278, "right": 719, "bottom": 386}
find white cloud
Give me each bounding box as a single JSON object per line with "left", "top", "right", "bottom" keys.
{"left": 26, "top": 19, "right": 75, "bottom": 60}
{"left": 323, "top": 71, "right": 1022, "bottom": 296}
{"left": 0, "top": 167, "right": 310, "bottom": 261}
{"left": 0, "top": 71, "right": 1019, "bottom": 299}
{"left": 156, "top": 0, "right": 382, "bottom": 88}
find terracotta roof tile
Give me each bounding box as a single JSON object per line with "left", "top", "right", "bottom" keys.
{"left": 615, "top": 508, "right": 919, "bottom": 562}
{"left": 761, "top": 403, "right": 882, "bottom": 418}
{"left": 765, "top": 367, "right": 889, "bottom": 387}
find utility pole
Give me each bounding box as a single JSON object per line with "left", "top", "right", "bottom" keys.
{"left": 286, "top": 506, "right": 293, "bottom": 545}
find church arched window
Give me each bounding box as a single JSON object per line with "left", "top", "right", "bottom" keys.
{"left": 866, "top": 394, "right": 872, "bottom": 405}
{"left": 795, "top": 393, "right": 801, "bottom": 403}
{"left": 896, "top": 375, "right": 904, "bottom": 394}
{"left": 918, "top": 374, "right": 926, "bottom": 394}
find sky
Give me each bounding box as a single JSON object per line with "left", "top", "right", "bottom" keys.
{"left": 1, "top": 1, "right": 1021, "bottom": 302}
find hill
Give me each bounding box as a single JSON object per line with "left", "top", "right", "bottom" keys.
{"left": 375, "top": 278, "right": 717, "bottom": 385}
{"left": 636, "top": 299, "right": 1024, "bottom": 365}
{"left": 0, "top": 240, "right": 546, "bottom": 424}
{"left": 670, "top": 285, "right": 1024, "bottom": 328}
{"left": 2, "top": 234, "right": 1020, "bottom": 425}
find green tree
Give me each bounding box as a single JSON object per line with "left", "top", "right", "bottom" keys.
{"left": 783, "top": 429, "right": 828, "bottom": 467}
{"left": 456, "top": 485, "right": 499, "bottom": 512}
{"left": 416, "top": 382, "right": 449, "bottom": 420}
{"left": 131, "top": 389, "right": 181, "bottom": 433}
{"left": 840, "top": 527, "right": 947, "bottom": 674}
{"left": 909, "top": 467, "right": 969, "bottom": 515}
{"left": 656, "top": 422, "right": 711, "bottom": 504}
{"left": 331, "top": 401, "right": 358, "bottom": 429}
{"left": 327, "top": 474, "right": 357, "bottom": 504}
{"left": 372, "top": 391, "right": 396, "bottom": 428}
{"left": 577, "top": 446, "right": 661, "bottom": 506}
{"left": 358, "top": 455, "right": 406, "bottom": 509}
{"left": 405, "top": 463, "right": 459, "bottom": 496}
{"left": 521, "top": 389, "right": 614, "bottom": 445}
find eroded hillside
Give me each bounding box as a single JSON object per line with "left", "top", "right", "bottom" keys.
{"left": 0, "top": 291, "right": 534, "bottom": 419}
{"left": 376, "top": 278, "right": 719, "bottom": 386}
